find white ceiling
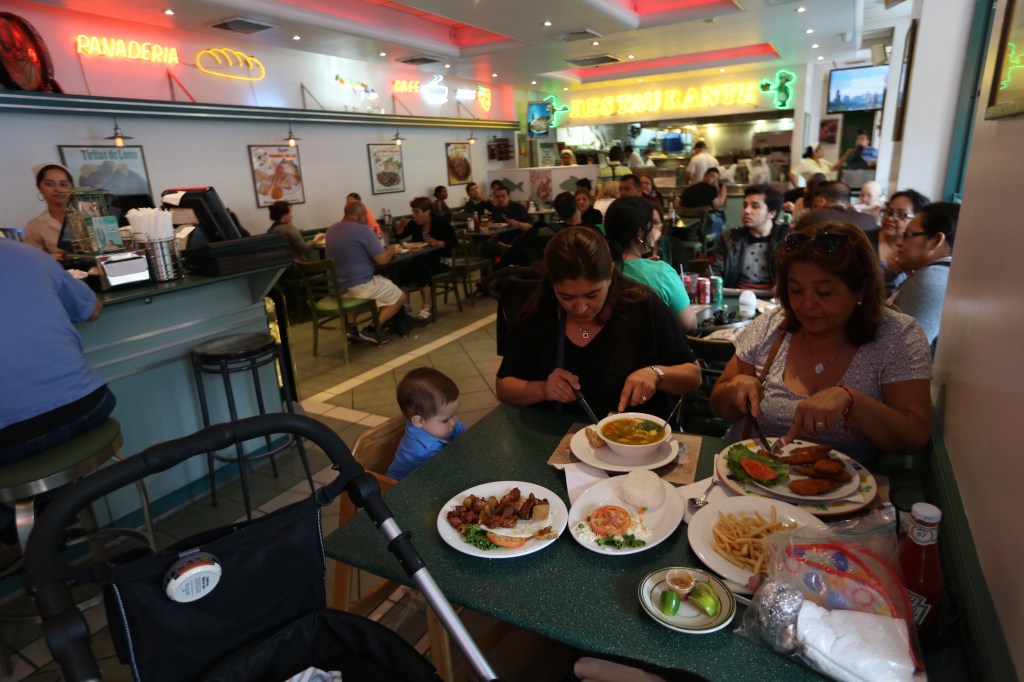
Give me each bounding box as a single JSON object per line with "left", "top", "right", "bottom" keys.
{"left": 35, "top": 0, "right": 914, "bottom": 91}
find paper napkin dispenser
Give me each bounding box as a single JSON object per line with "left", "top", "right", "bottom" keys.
{"left": 96, "top": 250, "right": 151, "bottom": 290}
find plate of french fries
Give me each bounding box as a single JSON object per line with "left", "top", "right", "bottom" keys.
{"left": 687, "top": 496, "right": 826, "bottom": 590}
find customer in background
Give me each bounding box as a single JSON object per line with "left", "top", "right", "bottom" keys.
{"left": 431, "top": 185, "right": 452, "bottom": 222}
{"left": 575, "top": 188, "right": 603, "bottom": 228}
{"left": 711, "top": 185, "right": 789, "bottom": 289}
{"left": 618, "top": 174, "right": 642, "bottom": 198}
{"left": 892, "top": 202, "right": 958, "bottom": 354}
{"left": 496, "top": 227, "right": 701, "bottom": 419}
{"left": 324, "top": 200, "right": 406, "bottom": 343}
{"left": 604, "top": 197, "right": 697, "bottom": 332}
{"left": 789, "top": 145, "right": 837, "bottom": 188}
{"left": 268, "top": 201, "right": 316, "bottom": 262}
{"left": 638, "top": 173, "right": 663, "bottom": 206}
{"left": 874, "top": 189, "right": 930, "bottom": 297}
{"left": 685, "top": 141, "right": 719, "bottom": 184}
{"left": 837, "top": 130, "right": 878, "bottom": 170}
{"left": 853, "top": 181, "right": 885, "bottom": 224}
{"left": 490, "top": 185, "right": 532, "bottom": 230}
{"left": 593, "top": 180, "right": 619, "bottom": 218}
{"left": 345, "top": 192, "right": 381, "bottom": 237}
{"left": 625, "top": 145, "right": 644, "bottom": 172}
{"left": 710, "top": 221, "right": 932, "bottom": 463}
{"left": 394, "top": 197, "right": 458, "bottom": 322}
{"left": 24, "top": 163, "right": 74, "bottom": 258}
{"left": 559, "top": 149, "right": 576, "bottom": 166}
{"left": 793, "top": 181, "right": 879, "bottom": 234}
{"left": 463, "top": 182, "right": 495, "bottom": 218}
{"left": 386, "top": 367, "right": 467, "bottom": 481}
{"left": 598, "top": 145, "right": 628, "bottom": 180}
{"left": 497, "top": 192, "right": 578, "bottom": 270}
{"left": 679, "top": 167, "right": 727, "bottom": 239}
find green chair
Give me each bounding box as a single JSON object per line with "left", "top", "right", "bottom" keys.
{"left": 682, "top": 336, "right": 737, "bottom": 437}
{"left": 294, "top": 259, "right": 380, "bottom": 362}
{"left": 430, "top": 266, "right": 463, "bottom": 322}
{"left": 676, "top": 207, "right": 717, "bottom": 260}
{"left": 452, "top": 231, "right": 492, "bottom": 300}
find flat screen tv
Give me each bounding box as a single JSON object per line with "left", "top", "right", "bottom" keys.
{"left": 161, "top": 186, "right": 241, "bottom": 248}
{"left": 826, "top": 65, "right": 888, "bottom": 114}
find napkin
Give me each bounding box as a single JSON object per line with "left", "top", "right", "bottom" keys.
{"left": 563, "top": 462, "right": 608, "bottom": 505}
{"left": 796, "top": 601, "right": 916, "bottom": 682}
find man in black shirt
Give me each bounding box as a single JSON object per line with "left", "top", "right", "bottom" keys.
{"left": 711, "top": 185, "right": 789, "bottom": 288}
{"left": 679, "top": 167, "right": 727, "bottom": 239}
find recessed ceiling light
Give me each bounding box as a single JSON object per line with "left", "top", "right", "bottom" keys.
{"left": 637, "top": 78, "right": 643, "bottom": 83}
{"left": 563, "top": 87, "right": 568, "bottom": 91}
{"left": 719, "top": 68, "right": 725, "bottom": 72}
{"left": 796, "top": 6, "right": 806, "bottom": 12}
{"left": 811, "top": 43, "right": 820, "bottom": 49}
{"left": 592, "top": 41, "right": 599, "bottom": 46}
{"left": 627, "top": 54, "right": 635, "bottom": 59}
{"left": 444, "top": 63, "right": 451, "bottom": 68}
{"left": 531, "top": 80, "right": 537, "bottom": 85}
{"left": 492, "top": 73, "right": 498, "bottom": 77}
{"left": 543, "top": 21, "right": 552, "bottom": 27}
{"left": 805, "top": 28, "right": 814, "bottom": 34}
{"left": 817, "top": 55, "right": 824, "bottom": 60}
{"left": 292, "top": 35, "right": 301, "bottom": 41}
{"left": 379, "top": 52, "right": 387, "bottom": 57}
{"left": 163, "top": 8, "right": 175, "bottom": 15}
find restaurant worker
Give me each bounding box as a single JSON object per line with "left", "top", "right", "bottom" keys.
{"left": 709, "top": 221, "right": 932, "bottom": 463}
{"left": 25, "top": 162, "right": 74, "bottom": 258}
{"left": 496, "top": 227, "right": 701, "bottom": 419}
{"left": 386, "top": 367, "right": 467, "bottom": 481}
{"left": 0, "top": 239, "right": 114, "bottom": 464}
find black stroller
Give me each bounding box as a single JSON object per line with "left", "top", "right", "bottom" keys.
{"left": 24, "top": 414, "right": 500, "bottom": 681}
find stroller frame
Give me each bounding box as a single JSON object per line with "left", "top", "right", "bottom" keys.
{"left": 24, "top": 413, "right": 499, "bottom": 682}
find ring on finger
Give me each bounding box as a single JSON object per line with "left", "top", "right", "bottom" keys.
{"left": 640, "top": 394, "right": 647, "bottom": 401}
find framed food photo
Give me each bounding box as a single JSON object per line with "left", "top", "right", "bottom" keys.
{"left": 818, "top": 118, "right": 838, "bottom": 145}
{"left": 445, "top": 142, "right": 472, "bottom": 185}
{"left": 248, "top": 145, "right": 305, "bottom": 207}
{"left": 367, "top": 143, "right": 405, "bottom": 194}
{"left": 58, "top": 145, "right": 152, "bottom": 196}
{"left": 986, "top": 0, "right": 1024, "bottom": 119}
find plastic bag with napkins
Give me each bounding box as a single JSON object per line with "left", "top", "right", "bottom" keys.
{"left": 735, "top": 508, "right": 927, "bottom": 682}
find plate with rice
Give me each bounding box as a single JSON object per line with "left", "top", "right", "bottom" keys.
{"left": 568, "top": 471, "right": 684, "bottom": 555}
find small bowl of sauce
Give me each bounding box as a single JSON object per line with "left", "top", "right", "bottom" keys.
{"left": 666, "top": 568, "right": 695, "bottom": 598}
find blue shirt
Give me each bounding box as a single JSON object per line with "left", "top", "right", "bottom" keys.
{"left": 324, "top": 219, "right": 383, "bottom": 291}
{"left": 387, "top": 418, "right": 467, "bottom": 481}
{"left": 0, "top": 240, "right": 105, "bottom": 429}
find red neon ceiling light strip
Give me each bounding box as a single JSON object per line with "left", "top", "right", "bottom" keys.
{"left": 567, "top": 43, "right": 779, "bottom": 79}
{"left": 633, "top": 0, "right": 731, "bottom": 13}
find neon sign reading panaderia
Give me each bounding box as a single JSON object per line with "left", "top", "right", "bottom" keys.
{"left": 75, "top": 34, "right": 179, "bottom": 64}
{"left": 569, "top": 81, "right": 761, "bottom": 119}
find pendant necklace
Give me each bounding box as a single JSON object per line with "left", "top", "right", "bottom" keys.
{"left": 801, "top": 332, "right": 843, "bottom": 375}
{"left": 578, "top": 327, "right": 590, "bottom": 339}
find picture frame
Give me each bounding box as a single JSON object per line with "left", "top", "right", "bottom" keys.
{"left": 818, "top": 118, "right": 839, "bottom": 144}
{"left": 892, "top": 19, "right": 917, "bottom": 141}
{"left": 248, "top": 145, "right": 305, "bottom": 207}
{"left": 985, "top": 0, "right": 1024, "bottom": 119}
{"left": 445, "top": 142, "right": 472, "bottom": 185}
{"left": 58, "top": 145, "right": 152, "bottom": 196}
{"left": 367, "top": 143, "right": 405, "bottom": 194}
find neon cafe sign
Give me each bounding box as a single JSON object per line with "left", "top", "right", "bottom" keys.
{"left": 392, "top": 76, "right": 492, "bottom": 112}
{"left": 567, "top": 70, "right": 795, "bottom": 119}
{"left": 75, "top": 34, "right": 179, "bottom": 64}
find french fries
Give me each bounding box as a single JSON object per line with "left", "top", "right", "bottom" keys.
{"left": 711, "top": 507, "right": 796, "bottom": 576}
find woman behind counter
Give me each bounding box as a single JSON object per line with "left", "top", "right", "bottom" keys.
{"left": 25, "top": 163, "right": 75, "bottom": 258}
{"left": 710, "top": 221, "right": 932, "bottom": 463}
{"left": 267, "top": 201, "right": 316, "bottom": 261}
{"left": 496, "top": 227, "right": 701, "bottom": 419}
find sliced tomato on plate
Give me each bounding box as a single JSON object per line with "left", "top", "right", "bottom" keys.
{"left": 485, "top": 532, "right": 527, "bottom": 548}
{"left": 740, "top": 458, "right": 778, "bottom": 482}
{"left": 588, "top": 505, "right": 632, "bottom": 536}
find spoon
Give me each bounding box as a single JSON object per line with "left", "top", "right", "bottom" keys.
{"left": 687, "top": 477, "right": 719, "bottom": 509}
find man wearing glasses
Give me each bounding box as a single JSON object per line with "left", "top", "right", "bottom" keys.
{"left": 710, "top": 185, "right": 789, "bottom": 289}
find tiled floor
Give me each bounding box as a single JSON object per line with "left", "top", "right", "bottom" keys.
{"left": 10, "top": 293, "right": 575, "bottom": 681}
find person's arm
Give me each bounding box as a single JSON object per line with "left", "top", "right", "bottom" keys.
{"left": 88, "top": 297, "right": 103, "bottom": 321}
{"left": 619, "top": 361, "right": 701, "bottom": 412}
{"left": 372, "top": 244, "right": 400, "bottom": 265}
{"left": 710, "top": 356, "right": 763, "bottom": 420}
{"left": 677, "top": 308, "right": 698, "bottom": 333}
{"left": 496, "top": 368, "right": 579, "bottom": 406}
{"left": 710, "top": 184, "right": 727, "bottom": 210}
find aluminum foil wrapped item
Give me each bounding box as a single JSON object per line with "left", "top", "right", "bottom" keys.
{"left": 754, "top": 579, "right": 805, "bottom": 653}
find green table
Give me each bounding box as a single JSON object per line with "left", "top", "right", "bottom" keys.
{"left": 322, "top": 404, "right": 825, "bottom": 681}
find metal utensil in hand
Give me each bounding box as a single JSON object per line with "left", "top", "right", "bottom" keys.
{"left": 747, "top": 398, "right": 778, "bottom": 456}
{"left": 573, "top": 389, "right": 600, "bottom": 425}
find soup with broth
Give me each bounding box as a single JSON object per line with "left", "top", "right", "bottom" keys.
{"left": 600, "top": 418, "right": 665, "bottom": 445}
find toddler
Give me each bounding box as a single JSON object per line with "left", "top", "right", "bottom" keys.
{"left": 387, "top": 367, "right": 466, "bottom": 481}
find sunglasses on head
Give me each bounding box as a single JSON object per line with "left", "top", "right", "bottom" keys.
{"left": 783, "top": 231, "right": 852, "bottom": 254}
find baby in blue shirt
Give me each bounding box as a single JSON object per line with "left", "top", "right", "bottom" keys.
{"left": 386, "top": 367, "right": 467, "bottom": 481}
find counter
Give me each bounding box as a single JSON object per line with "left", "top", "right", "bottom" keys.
{"left": 78, "top": 266, "right": 285, "bottom": 526}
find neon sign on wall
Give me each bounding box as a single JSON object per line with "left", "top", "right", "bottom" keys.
{"left": 75, "top": 34, "right": 179, "bottom": 64}
{"left": 568, "top": 81, "right": 762, "bottom": 119}
{"left": 196, "top": 48, "right": 265, "bottom": 81}
{"left": 393, "top": 77, "right": 491, "bottom": 111}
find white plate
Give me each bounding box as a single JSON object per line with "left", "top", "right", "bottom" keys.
{"left": 638, "top": 567, "right": 736, "bottom": 634}
{"left": 436, "top": 481, "right": 568, "bottom": 559}
{"left": 570, "top": 429, "right": 682, "bottom": 473}
{"left": 687, "top": 496, "right": 826, "bottom": 589}
{"left": 748, "top": 447, "right": 860, "bottom": 503}
{"left": 568, "top": 477, "right": 684, "bottom": 555}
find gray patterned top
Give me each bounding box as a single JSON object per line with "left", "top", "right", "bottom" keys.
{"left": 724, "top": 307, "right": 932, "bottom": 462}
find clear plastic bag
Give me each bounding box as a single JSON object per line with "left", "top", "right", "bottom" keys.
{"left": 735, "top": 508, "right": 926, "bottom": 682}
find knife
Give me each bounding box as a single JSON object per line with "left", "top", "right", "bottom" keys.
{"left": 573, "top": 389, "right": 600, "bottom": 425}
{"left": 747, "top": 399, "right": 776, "bottom": 456}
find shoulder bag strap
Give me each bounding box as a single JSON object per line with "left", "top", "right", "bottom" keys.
{"left": 741, "top": 330, "right": 785, "bottom": 439}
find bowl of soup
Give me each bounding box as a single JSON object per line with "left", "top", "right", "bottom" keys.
{"left": 596, "top": 412, "right": 671, "bottom": 459}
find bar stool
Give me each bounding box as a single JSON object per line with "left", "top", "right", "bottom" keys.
{"left": 191, "top": 332, "right": 314, "bottom": 519}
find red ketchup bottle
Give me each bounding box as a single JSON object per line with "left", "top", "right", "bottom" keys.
{"left": 898, "top": 502, "right": 944, "bottom": 642}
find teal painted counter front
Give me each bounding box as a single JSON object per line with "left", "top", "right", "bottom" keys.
{"left": 77, "top": 267, "right": 284, "bottom": 523}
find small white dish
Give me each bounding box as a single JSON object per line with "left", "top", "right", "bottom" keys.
{"left": 638, "top": 567, "right": 736, "bottom": 634}
{"left": 569, "top": 429, "right": 681, "bottom": 473}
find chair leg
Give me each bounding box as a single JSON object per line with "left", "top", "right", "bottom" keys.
{"left": 452, "top": 273, "right": 463, "bottom": 312}
{"left": 369, "top": 305, "right": 382, "bottom": 344}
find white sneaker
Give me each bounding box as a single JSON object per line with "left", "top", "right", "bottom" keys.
{"left": 416, "top": 307, "right": 432, "bottom": 320}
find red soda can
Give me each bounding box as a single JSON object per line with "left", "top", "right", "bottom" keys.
{"left": 696, "top": 277, "right": 712, "bottom": 305}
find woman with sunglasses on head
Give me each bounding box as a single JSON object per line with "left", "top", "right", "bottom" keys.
{"left": 710, "top": 221, "right": 932, "bottom": 463}
{"left": 604, "top": 197, "right": 697, "bottom": 332}
{"left": 496, "top": 227, "right": 701, "bottom": 419}
{"left": 876, "top": 189, "right": 930, "bottom": 296}
{"left": 891, "top": 203, "right": 958, "bottom": 354}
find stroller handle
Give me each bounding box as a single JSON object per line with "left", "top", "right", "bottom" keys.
{"left": 25, "top": 414, "right": 367, "bottom": 682}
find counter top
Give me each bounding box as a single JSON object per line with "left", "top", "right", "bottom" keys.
{"left": 94, "top": 265, "right": 286, "bottom": 307}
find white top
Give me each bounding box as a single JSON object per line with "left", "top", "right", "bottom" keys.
{"left": 687, "top": 151, "right": 719, "bottom": 183}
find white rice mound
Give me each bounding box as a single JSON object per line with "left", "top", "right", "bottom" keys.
{"left": 620, "top": 470, "right": 665, "bottom": 511}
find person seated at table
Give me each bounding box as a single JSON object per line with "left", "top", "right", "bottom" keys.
{"left": 575, "top": 188, "right": 603, "bottom": 228}
{"left": 709, "top": 221, "right": 932, "bottom": 463}
{"left": 710, "top": 185, "right": 789, "bottom": 289}
{"left": 490, "top": 184, "right": 532, "bottom": 230}
{"left": 793, "top": 181, "right": 878, "bottom": 234}
{"left": 394, "top": 197, "right": 458, "bottom": 321}
{"left": 651, "top": 202, "right": 689, "bottom": 278}
{"left": 463, "top": 182, "right": 495, "bottom": 218}
{"left": 267, "top": 201, "right": 316, "bottom": 261}
{"left": 678, "top": 167, "right": 727, "bottom": 239}
{"left": 498, "top": 192, "right": 579, "bottom": 270}
{"left": 345, "top": 192, "right": 382, "bottom": 237}
{"left": 638, "top": 173, "right": 663, "bottom": 206}
{"left": 496, "top": 227, "right": 701, "bottom": 419}
{"left": 892, "top": 202, "right": 958, "bottom": 354}
{"left": 617, "top": 174, "right": 642, "bottom": 198}
{"left": 387, "top": 367, "right": 467, "bottom": 481}
{"left": 325, "top": 201, "right": 406, "bottom": 342}
{"left": 431, "top": 185, "right": 452, "bottom": 222}
{"left": 593, "top": 180, "right": 619, "bottom": 218}
{"left": 782, "top": 172, "right": 827, "bottom": 223}
{"left": 875, "top": 189, "right": 930, "bottom": 297}
{"left": 604, "top": 197, "right": 697, "bottom": 332}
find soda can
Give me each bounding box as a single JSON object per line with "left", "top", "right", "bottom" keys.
{"left": 696, "top": 277, "right": 712, "bottom": 305}
{"left": 710, "top": 276, "right": 724, "bottom": 306}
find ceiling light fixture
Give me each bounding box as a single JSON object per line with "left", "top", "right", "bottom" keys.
{"left": 379, "top": 52, "right": 387, "bottom": 57}
{"left": 531, "top": 80, "right": 537, "bottom": 85}
{"left": 444, "top": 63, "right": 451, "bottom": 68}
{"left": 817, "top": 55, "right": 824, "bottom": 60}
{"left": 627, "top": 54, "right": 635, "bottom": 59}
{"left": 491, "top": 73, "right": 498, "bottom": 77}
{"left": 543, "top": 21, "right": 552, "bottom": 27}
{"left": 468, "top": 131, "right": 477, "bottom": 145}
{"left": 592, "top": 41, "right": 599, "bottom": 46}
{"left": 392, "top": 129, "right": 405, "bottom": 146}
{"left": 104, "top": 118, "right": 133, "bottom": 147}
{"left": 283, "top": 125, "right": 301, "bottom": 147}
{"left": 805, "top": 28, "right": 814, "bottom": 34}
{"left": 811, "top": 43, "right": 819, "bottom": 49}
{"left": 796, "top": 6, "right": 806, "bottom": 12}
{"left": 163, "top": 8, "right": 175, "bottom": 15}
{"left": 292, "top": 35, "right": 301, "bottom": 41}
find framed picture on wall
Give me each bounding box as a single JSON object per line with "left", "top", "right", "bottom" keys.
{"left": 445, "top": 142, "right": 472, "bottom": 185}
{"left": 818, "top": 118, "right": 839, "bottom": 144}
{"left": 892, "top": 19, "right": 917, "bottom": 141}
{"left": 367, "top": 143, "right": 405, "bottom": 194}
{"left": 58, "top": 145, "right": 152, "bottom": 196}
{"left": 985, "top": 0, "right": 1024, "bottom": 119}
{"left": 247, "top": 145, "right": 305, "bottom": 207}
